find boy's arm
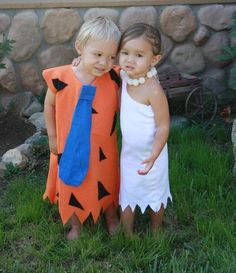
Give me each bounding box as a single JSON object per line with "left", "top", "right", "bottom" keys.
{"left": 44, "top": 88, "right": 58, "bottom": 154}
{"left": 138, "top": 84, "right": 170, "bottom": 175}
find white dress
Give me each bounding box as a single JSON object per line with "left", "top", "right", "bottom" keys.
{"left": 119, "top": 80, "right": 172, "bottom": 213}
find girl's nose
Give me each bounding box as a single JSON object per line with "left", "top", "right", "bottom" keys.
{"left": 127, "top": 54, "right": 134, "bottom": 63}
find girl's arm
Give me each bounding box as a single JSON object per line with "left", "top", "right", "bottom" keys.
{"left": 44, "top": 88, "right": 58, "bottom": 154}
{"left": 138, "top": 83, "right": 170, "bottom": 175}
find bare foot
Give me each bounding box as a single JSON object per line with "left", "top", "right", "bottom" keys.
{"left": 107, "top": 217, "right": 119, "bottom": 235}
{"left": 66, "top": 225, "right": 80, "bottom": 240}
{"left": 105, "top": 204, "right": 119, "bottom": 235}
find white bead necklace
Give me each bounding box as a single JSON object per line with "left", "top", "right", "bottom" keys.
{"left": 120, "top": 67, "right": 158, "bottom": 86}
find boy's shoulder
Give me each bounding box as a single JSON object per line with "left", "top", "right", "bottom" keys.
{"left": 42, "top": 64, "right": 72, "bottom": 78}
{"left": 111, "top": 65, "right": 121, "bottom": 73}
{"left": 109, "top": 65, "right": 121, "bottom": 88}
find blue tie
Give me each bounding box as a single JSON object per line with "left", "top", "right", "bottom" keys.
{"left": 59, "top": 85, "right": 96, "bottom": 186}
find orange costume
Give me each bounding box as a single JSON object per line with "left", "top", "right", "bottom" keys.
{"left": 42, "top": 64, "right": 120, "bottom": 225}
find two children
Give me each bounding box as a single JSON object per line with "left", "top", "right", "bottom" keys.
{"left": 43, "top": 17, "right": 171, "bottom": 239}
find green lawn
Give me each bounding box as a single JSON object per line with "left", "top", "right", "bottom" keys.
{"left": 0, "top": 124, "right": 235, "bottom": 273}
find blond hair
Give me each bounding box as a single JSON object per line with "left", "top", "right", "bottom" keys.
{"left": 76, "top": 16, "right": 121, "bottom": 48}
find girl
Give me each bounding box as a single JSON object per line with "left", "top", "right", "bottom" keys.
{"left": 119, "top": 23, "right": 172, "bottom": 234}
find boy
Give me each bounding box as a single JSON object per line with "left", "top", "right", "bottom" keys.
{"left": 43, "top": 17, "right": 121, "bottom": 240}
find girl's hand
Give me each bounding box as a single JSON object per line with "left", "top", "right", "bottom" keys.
{"left": 137, "top": 156, "right": 156, "bottom": 175}
{"left": 72, "top": 56, "right": 81, "bottom": 67}
{"left": 48, "top": 136, "right": 58, "bottom": 155}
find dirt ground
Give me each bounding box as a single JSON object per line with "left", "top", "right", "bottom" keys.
{"left": 0, "top": 113, "right": 36, "bottom": 157}
{"left": 0, "top": 114, "right": 40, "bottom": 195}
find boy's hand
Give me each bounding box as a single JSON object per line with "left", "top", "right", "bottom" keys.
{"left": 137, "top": 156, "right": 156, "bottom": 175}
{"left": 48, "top": 136, "right": 58, "bottom": 155}
{"left": 72, "top": 56, "right": 81, "bottom": 67}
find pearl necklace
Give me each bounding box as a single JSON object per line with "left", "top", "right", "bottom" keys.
{"left": 120, "top": 67, "right": 158, "bottom": 86}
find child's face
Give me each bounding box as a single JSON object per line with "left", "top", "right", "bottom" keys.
{"left": 119, "top": 36, "right": 160, "bottom": 79}
{"left": 77, "top": 39, "right": 118, "bottom": 77}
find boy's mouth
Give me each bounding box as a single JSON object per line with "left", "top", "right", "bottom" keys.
{"left": 94, "top": 67, "right": 106, "bottom": 73}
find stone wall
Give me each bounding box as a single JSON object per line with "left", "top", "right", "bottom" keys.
{"left": 0, "top": 4, "right": 236, "bottom": 116}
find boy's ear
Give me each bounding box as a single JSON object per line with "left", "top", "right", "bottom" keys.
{"left": 151, "top": 54, "right": 162, "bottom": 66}
{"left": 75, "top": 41, "right": 81, "bottom": 55}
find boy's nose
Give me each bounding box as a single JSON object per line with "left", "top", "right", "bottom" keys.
{"left": 99, "top": 57, "right": 108, "bottom": 66}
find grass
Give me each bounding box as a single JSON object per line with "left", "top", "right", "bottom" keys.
{"left": 0, "top": 123, "right": 235, "bottom": 272}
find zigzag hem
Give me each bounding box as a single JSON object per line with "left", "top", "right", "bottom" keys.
{"left": 120, "top": 195, "right": 172, "bottom": 214}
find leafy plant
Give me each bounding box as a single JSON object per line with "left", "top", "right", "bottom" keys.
{"left": 220, "top": 15, "right": 236, "bottom": 89}
{"left": 0, "top": 32, "right": 15, "bottom": 70}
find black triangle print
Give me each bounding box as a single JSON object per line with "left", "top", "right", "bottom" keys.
{"left": 99, "top": 147, "right": 106, "bottom": 161}
{"left": 92, "top": 107, "right": 98, "bottom": 114}
{"left": 109, "top": 69, "right": 121, "bottom": 87}
{"left": 57, "top": 153, "right": 62, "bottom": 165}
{"left": 69, "top": 193, "right": 84, "bottom": 210}
{"left": 52, "top": 78, "right": 68, "bottom": 91}
{"left": 110, "top": 112, "right": 117, "bottom": 136}
{"left": 98, "top": 181, "right": 110, "bottom": 200}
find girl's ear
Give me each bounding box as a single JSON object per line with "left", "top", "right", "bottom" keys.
{"left": 151, "top": 54, "right": 162, "bottom": 66}
{"left": 75, "top": 41, "right": 82, "bottom": 55}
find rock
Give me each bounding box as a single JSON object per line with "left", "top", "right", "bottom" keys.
{"left": 38, "top": 45, "right": 75, "bottom": 69}
{"left": 2, "top": 148, "right": 28, "bottom": 168}
{"left": 0, "top": 13, "right": 11, "bottom": 32}
{"left": 84, "top": 8, "right": 119, "bottom": 23}
{"left": 198, "top": 4, "right": 236, "bottom": 31}
{"left": 28, "top": 112, "right": 45, "bottom": 132}
{"left": 25, "top": 132, "right": 48, "bottom": 145}
{"left": 160, "top": 5, "right": 196, "bottom": 42}
{"left": 202, "top": 68, "right": 227, "bottom": 94}
{"left": 160, "top": 35, "right": 174, "bottom": 63}
{"left": 193, "top": 26, "right": 209, "bottom": 46}
{"left": 202, "top": 32, "right": 231, "bottom": 68}
{"left": 8, "top": 11, "right": 41, "bottom": 62}
{"left": 119, "top": 6, "right": 158, "bottom": 31}
{"left": 19, "top": 63, "right": 44, "bottom": 95}
{"left": 22, "top": 100, "right": 43, "bottom": 118}
{"left": 170, "top": 43, "right": 205, "bottom": 74}
{"left": 0, "top": 161, "right": 7, "bottom": 178}
{"left": 1, "top": 92, "right": 33, "bottom": 116}
{"left": 41, "top": 9, "right": 82, "bottom": 44}
{"left": 16, "top": 144, "right": 32, "bottom": 157}
{"left": 0, "top": 57, "right": 17, "bottom": 93}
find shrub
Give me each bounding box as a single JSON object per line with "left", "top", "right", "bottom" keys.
{"left": 0, "top": 32, "right": 15, "bottom": 70}
{"left": 220, "top": 15, "right": 236, "bottom": 90}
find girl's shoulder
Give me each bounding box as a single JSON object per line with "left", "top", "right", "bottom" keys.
{"left": 146, "top": 77, "right": 165, "bottom": 96}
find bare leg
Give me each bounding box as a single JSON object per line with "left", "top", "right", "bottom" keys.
{"left": 120, "top": 206, "right": 135, "bottom": 235}
{"left": 150, "top": 204, "right": 164, "bottom": 232}
{"left": 67, "top": 214, "right": 81, "bottom": 240}
{"left": 104, "top": 204, "right": 119, "bottom": 235}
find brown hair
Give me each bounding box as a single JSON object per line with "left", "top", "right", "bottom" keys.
{"left": 119, "top": 23, "right": 161, "bottom": 55}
